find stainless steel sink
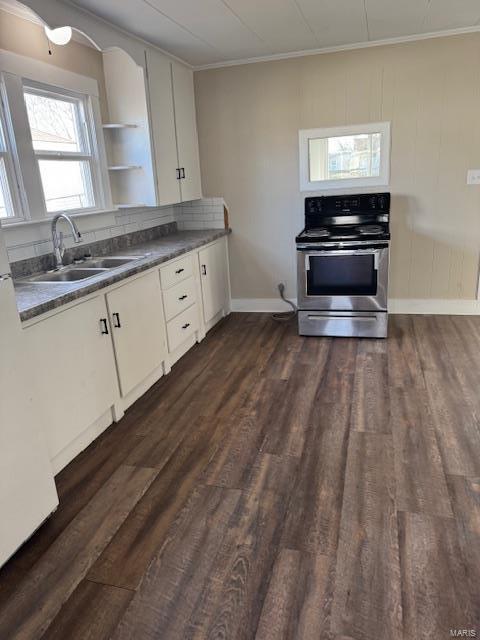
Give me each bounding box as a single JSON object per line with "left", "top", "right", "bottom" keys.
{"left": 78, "top": 255, "right": 145, "bottom": 269}
{"left": 23, "top": 254, "right": 147, "bottom": 285}
{"left": 26, "top": 268, "right": 107, "bottom": 284}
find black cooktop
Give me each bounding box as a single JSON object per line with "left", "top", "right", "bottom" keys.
{"left": 297, "top": 192, "right": 391, "bottom": 243}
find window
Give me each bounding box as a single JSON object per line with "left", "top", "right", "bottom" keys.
{"left": 0, "top": 50, "right": 110, "bottom": 225}
{"left": 299, "top": 122, "right": 390, "bottom": 191}
{"left": 0, "top": 100, "right": 19, "bottom": 220}
{"left": 24, "top": 86, "right": 96, "bottom": 213}
{"left": 0, "top": 122, "right": 14, "bottom": 219}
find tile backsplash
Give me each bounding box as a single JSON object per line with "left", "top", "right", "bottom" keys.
{"left": 4, "top": 197, "right": 227, "bottom": 266}
{"left": 176, "top": 198, "right": 226, "bottom": 230}
{"left": 10, "top": 222, "right": 177, "bottom": 280}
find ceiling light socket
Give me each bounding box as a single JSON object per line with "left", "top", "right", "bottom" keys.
{"left": 44, "top": 26, "right": 72, "bottom": 46}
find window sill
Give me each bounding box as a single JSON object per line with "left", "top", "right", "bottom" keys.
{"left": 301, "top": 177, "right": 390, "bottom": 192}
{"left": 1, "top": 205, "right": 157, "bottom": 230}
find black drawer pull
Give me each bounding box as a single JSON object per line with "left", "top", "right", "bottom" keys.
{"left": 113, "top": 312, "right": 121, "bottom": 328}
{"left": 175, "top": 268, "right": 185, "bottom": 274}
{"left": 178, "top": 294, "right": 188, "bottom": 300}
{"left": 182, "top": 323, "right": 190, "bottom": 330}
{"left": 100, "top": 318, "right": 109, "bottom": 335}
{"left": 201, "top": 264, "right": 207, "bottom": 276}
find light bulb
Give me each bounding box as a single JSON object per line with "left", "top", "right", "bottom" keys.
{"left": 44, "top": 26, "right": 72, "bottom": 46}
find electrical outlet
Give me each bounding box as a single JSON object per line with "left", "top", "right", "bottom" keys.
{"left": 467, "top": 169, "right": 480, "bottom": 185}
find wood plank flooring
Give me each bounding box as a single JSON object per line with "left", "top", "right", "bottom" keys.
{"left": 0, "top": 313, "right": 479, "bottom": 639}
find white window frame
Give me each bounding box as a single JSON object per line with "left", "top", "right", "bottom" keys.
{"left": 0, "top": 84, "right": 25, "bottom": 222}
{"left": 23, "top": 81, "right": 101, "bottom": 216}
{"left": 299, "top": 122, "right": 391, "bottom": 192}
{"left": 0, "top": 48, "right": 111, "bottom": 224}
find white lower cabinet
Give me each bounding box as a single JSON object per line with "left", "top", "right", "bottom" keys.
{"left": 199, "top": 238, "right": 229, "bottom": 325}
{"left": 166, "top": 303, "right": 199, "bottom": 353}
{"left": 160, "top": 254, "right": 200, "bottom": 362}
{"left": 26, "top": 295, "right": 118, "bottom": 473}
{"left": 163, "top": 276, "right": 196, "bottom": 321}
{"left": 159, "top": 253, "right": 193, "bottom": 289}
{"left": 106, "top": 270, "right": 167, "bottom": 398}
{"left": 26, "top": 236, "right": 229, "bottom": 474}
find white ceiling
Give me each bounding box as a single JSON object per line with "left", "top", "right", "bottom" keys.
{"left": 39, "top": 0, "right": 480, "bottom": 67}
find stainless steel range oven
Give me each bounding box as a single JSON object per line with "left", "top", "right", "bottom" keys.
{"left": 296, "top": 193, "right": 390, "bottom": 338}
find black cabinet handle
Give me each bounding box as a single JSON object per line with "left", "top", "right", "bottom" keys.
{"left": 179, "top": 294, "right": 188, "bottom": 300}
{"left": 100, "top": 318, "right": 109, "bottom": 335}
{"left": 182, "top": 323, "right": 190, "bottom": 329}
{"left": 201, "top": 265, "right": 207, "bottom": 276}
{"left": 180, "top": 167, "right": 185, "bottom": 179}
{"left": 176, "top": 168, "right": 181, "bottom": 180}
{"left": 175, "top": 268, "right": 185, "bottom": 274}
{"left": 113, "top": 312, "right": 121, "bottom": 328}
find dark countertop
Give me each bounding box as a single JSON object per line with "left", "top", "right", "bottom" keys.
{"left": 15, "top": 229, "right": 230, "bottom": 322}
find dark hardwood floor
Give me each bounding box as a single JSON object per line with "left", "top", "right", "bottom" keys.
{"left": 0, "top": 312, "right": 479, "bottom": 639}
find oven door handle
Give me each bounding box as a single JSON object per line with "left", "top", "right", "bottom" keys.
{"left": 305, "top": 249, "right": 381, "bottom": 273}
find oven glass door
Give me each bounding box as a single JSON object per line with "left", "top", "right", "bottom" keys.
{"left": 306, "top": 253, "right": 377, "bottom": 296}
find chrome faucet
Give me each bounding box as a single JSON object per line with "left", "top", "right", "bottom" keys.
{"left": 51, "top": 213, "right": 82, "bottom": 270}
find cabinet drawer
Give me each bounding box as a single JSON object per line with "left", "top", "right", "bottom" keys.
{"left": 166, "top": 304, "right": 199, "bottom": 353}
{"left": 160, "top": 254, "right": 193, "bottom": 289}
{"left": 163, "top": 276, "right": 196, "bottom": 321}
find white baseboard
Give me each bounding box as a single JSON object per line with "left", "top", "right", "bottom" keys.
{"left": 231, "top": 297, "right": 480, "bottom": 315}
{"left": 389, "top": 298, "right": 480, "bottom": 314}
{"left": 231, "top": 298, "right": 298, "bottom": 312}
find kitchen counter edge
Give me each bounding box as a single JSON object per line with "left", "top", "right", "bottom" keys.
{"left": 15, "top": 228, "right": 231, "bottom": 323}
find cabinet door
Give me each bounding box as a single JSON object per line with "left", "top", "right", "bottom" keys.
{"left": 0, "top": 275, "right": 58, "bottom": 566}
{"left": 145, "top": 49, "right": 181, "bottom": 206}
{"left": 26, "top": 296, "right": 118, "bottom": 463}
{"left": 199, "top": 240, "right": 227, "bottom": 324}
{"left": 171, "top": 62, "right": 202, "bottom": 202}
{"left": 107, "top": 271, "right": 167, "bottom": 397}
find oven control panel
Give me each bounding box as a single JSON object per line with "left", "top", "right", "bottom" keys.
{"left": 305, "top": 192, "right": 390, "bottom": 216}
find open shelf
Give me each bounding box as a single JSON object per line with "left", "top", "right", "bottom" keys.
{"left": 108, "top": 165, "right": 141, "bottom": 171}
{"left": 102, "top": 123, "right": 138, "bottom": 129}
{"left": 114, "top": 203, "right": 147, "bottom": 209}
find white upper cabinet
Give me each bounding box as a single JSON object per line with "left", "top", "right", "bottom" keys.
{"left": 145, "top": 51, "right": 202, "bottom": 205}
{"left": 171, "top": 62, "right": 202, "bottom": 202}
{"left": 103, "top": 47, "right": 202, "bottom": 208}
{"left": 145, "top": 48, "right": 182, "bottom": 206}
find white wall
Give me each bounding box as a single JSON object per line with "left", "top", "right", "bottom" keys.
{"left": 195, "top": 33, "right": 480, "bottom": 304}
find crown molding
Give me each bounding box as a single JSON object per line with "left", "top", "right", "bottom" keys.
{"left": 2, "top": 0, "right": 478, "bottom": 73}
{"left": 194, "top": 25, "right": 480, "bottom": 71}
